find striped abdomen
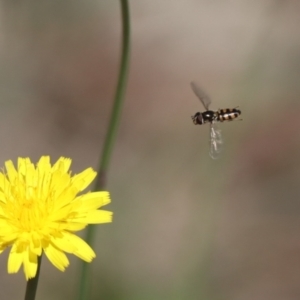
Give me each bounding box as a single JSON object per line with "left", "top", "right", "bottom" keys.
{"left": 217, "top": 108, "right": 241, "bottom": 122}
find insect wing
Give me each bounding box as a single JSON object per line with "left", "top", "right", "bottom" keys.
{"left": 209, "top": 122, "right": 223, "bottom": 159}
{"left": 190, "top": 81, "right": 211, "bottom": 110}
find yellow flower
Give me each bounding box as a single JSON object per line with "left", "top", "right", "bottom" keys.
{"left": 0, "top": 156, "right": 112, "bottom": 280}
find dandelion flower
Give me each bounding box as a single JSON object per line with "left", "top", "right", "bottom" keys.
{"left": 0, "top": 156, "right": 112, "bottom": 280}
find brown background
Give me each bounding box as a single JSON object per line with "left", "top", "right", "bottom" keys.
{"left": 0, "top": 1, "right": 300, "bottom": 299}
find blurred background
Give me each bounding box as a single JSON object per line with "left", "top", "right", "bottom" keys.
{"left": 0, "top": 0, "right": 300, "bottom": 299}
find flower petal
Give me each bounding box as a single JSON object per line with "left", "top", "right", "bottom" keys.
{"left": 23, "top": 249, "right": 38, "bottom": 280}
{"left": 52, "top": 157, "right": 72, "bottom": 173}
{"left": 63, "top": 232, "right": 95, "bottom": 262}
{"left": 75, "top": 191, "right": 111, "bottom": 211}
{"left": 5, "top": 160, "right": 18, "bottom": 183}
{"left": 71, "top": 168, "right": 97, "bottom": 192}
{"left": 44, "top": 243, "right": 69, "bottom": 271}
{"left": 8, "top": 244, "right": 23, "bottom": 274}
{"left": 85, "top": 210, "right": 113, "bottom": 224}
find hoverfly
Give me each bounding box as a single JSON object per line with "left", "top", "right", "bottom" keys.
{"left": 191, "top": 82, "right": 241, "bottom": 159}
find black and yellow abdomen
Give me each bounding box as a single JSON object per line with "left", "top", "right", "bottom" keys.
{"left": 217, "top": 108, "right": 241, "bottom": 122}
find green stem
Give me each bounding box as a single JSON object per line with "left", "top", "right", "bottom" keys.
{"left": 95, "top": 0, "right": 131, "bottom": 190}
{"left": 24, "top": 255, "right": 42, "bottom": 300}
{"left": 78, "top": 1, "right": 130, "bottom": 299}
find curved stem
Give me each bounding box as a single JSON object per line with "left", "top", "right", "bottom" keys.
{"left": 95, "top": 0, "right": 131, "bottom": 190}
{"left": 78, "top": 1, "right": 130, "bottom": 299}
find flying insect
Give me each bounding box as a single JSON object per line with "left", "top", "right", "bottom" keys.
{"left": 191, "top": 82, "right": 241, "bottom": 159}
